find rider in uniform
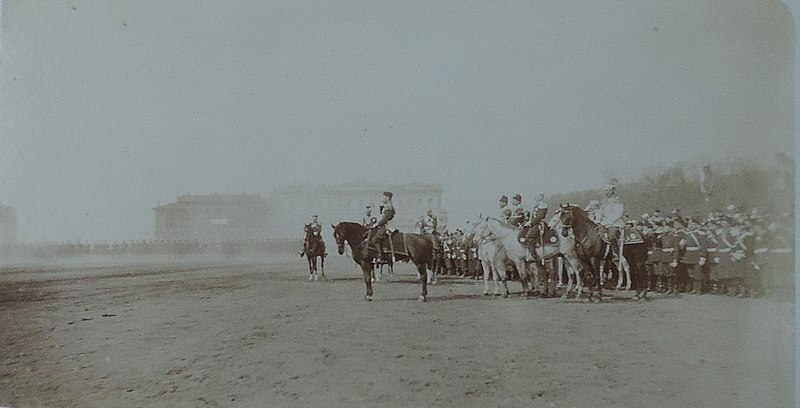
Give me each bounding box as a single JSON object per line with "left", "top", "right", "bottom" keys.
{"left": 508, "top": 194, "right": 528, "bottom": 227}
{"left": 421, "top": 208, "right": 440, "bottom": 253}
{"left": 499, "top": 195, "right": 512, "bottom": 222}
{"left": 363, "top": 205, "right": 378, "bottom": 228}
{"left": 298, "top": 214, "right": 323, "bottom": 257}
{"left": 370, "top": 191, "right": 395, "bottom": 264}
{"left": 594, "top": 183, "right": 625, "bottom": 255}
{"left": 521, "top": 193, "right": 548, "bottom": 239}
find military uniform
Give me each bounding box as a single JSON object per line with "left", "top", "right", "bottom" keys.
{"left": 644, "top": 224, "right": 661, "bottom": 292}
{"left": 659, "top": 227, "right": 678, "bottom": 294}
{"left": 455, "top": 232, "right": 468, "bottom": 276}
{"left": 443, "top": 234, "right": 455, "bottom": 275}
{"left": 468, "top": 239, "right": 482, "bottom": 279}
{"left": 675, "top": 226, "right": 703, "bottom": 293}
{"left": 370, "top": 192, "right": 396, "bottom": 263}
{"left": 715, "top": 227, "right": 741, "bottom": 295}
{"left": 363, "top": 206, "right": 378, "bottom": 228}
{"left": 519, "top": 196, "right": 549, "bottom": 253}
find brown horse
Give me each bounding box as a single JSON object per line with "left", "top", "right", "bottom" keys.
{"left": 303, "top": 224, "right": 326, "bottom": 281}
{"left": 558, "top": 204, "right": 650, "bottom": 301}
{"left": 332, "top": 222, "right": 435, "bottom": 302}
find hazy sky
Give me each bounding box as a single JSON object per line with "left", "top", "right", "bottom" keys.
{"left": 0, "top": 0, "right": 794, "bottom": 242}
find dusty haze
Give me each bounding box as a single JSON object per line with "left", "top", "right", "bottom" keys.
{"left": 0, "top": 0, "right": 794, "bottom": 243}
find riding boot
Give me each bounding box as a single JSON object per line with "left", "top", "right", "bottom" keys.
{"left": 373, "top": 242, "right": 384, "bottom": 264}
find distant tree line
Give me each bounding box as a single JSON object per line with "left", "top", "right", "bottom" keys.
{"left": 549, "top": 155, "right": 794, "bottom": 219}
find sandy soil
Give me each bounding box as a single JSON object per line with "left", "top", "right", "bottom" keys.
{"left": 0, "top": 256, "right": 794, "bottom": 408}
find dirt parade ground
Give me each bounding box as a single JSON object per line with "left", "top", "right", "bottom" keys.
{"left": 0, "top": 256, "right": 795, "bottom": 408}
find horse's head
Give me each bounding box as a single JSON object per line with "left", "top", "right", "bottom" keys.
{"left": 470, "top": 216, "right": 495, "bottom": 244}
{"left": 331, "top": 223, "right": 346, "bottom": 255}
{"left": 559, "top": 203, "right": 575, "bottom": 237}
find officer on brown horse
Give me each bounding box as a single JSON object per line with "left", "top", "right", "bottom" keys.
{"left": 369, "top": 191, "right": 396, "bottom": 264}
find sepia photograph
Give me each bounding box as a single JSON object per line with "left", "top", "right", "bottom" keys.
{"left": 0, "top": 1, "right": 796, "bottom": 407}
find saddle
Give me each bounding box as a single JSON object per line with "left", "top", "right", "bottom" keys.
{"left": 540, "top": 227, "right": 560, "bottom": 248}
{"left": 519, "top": 222, "right": 559, "bottom": 248}
{"left": 598, "top": 226, "right": 645, "bottom": 245}
{"left": 364, "top": 229, "right": 411, "bottom": 258}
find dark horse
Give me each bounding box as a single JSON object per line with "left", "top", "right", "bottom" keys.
{"left": 332, "top": 222, "right": 434, "bottom": 302}
{"left": 558, "top": 205, "right": 649, "bottom": 301}
{"left": 303, "top": 224, "right": 326, "bottom": 281}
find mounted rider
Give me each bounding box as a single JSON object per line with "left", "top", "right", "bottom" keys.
{"left": 420, "top": 208, "right": 440, "bottom": 252}
{"left": 521, "top": 193, "right": 547, "bottom": 232}
{"left": 593, "top": 182, "right": 625, "bottom": 254}
{"left": 298, "top": 214, "right": 324, "bottom": 257}
{"left": 369, "top": 191, "right": 396, "bottom": 264}
{"left": 508, "top": 193, "right": 529, "bottom": 227}
{"left": 499, "top": 195, "right": 512, "bottom": 222}
{"left": 363, "top": 204, "right": 378, "bottom": 228}
{"left": 519, "top": 193, "right": 549, "bottom": 255}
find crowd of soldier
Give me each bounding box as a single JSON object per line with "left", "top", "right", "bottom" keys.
{"left": 422, "top": 196, "right": 794, "bottom": 299}
{"left": 636, "top": 206, "right": 794, "bottom": 298}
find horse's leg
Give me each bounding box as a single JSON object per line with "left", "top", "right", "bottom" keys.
{"left": 362, "top": 262, "right": 374, "bottom": 300}
{"left": 556, "top": 256, "right": 564, "bottom": 288}
{"left": 496, "top": 262, "right": 510, "bottom": 298}
{"left": 416, "top": 263, "right": 428, "bottom": 302}
{"left": 594, "top": 257, "right": 603, "bottom": 303}
{"left": 568, "top": 255, "right": 583, "bottom": 300}
{"left": 622, "top": 255, "right": 631, "bottom": 291}
{"left": 307, "top": 256, "right": 314, "bottom": 281}
{"left": 561, "top": 256, "right": 575, "bottom": 300}
{"left": 481, "top": 259, "right": 491, "bottom": 295}
{"left": 520, "top": 259, "right": 537, "bottom": 297}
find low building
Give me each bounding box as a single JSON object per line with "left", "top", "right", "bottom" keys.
{"left": 153, "top": 194, "right": 268, "bottom": 241}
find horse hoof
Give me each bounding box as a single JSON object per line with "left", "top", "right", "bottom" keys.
{"left": 365, "top": 295, "right": 373, "bottom": 301}
{"left": 483, "top": 292, "right": 490, "bottom": 296}
{"left": 417, "top": 296, "right": 426, "bottom": 303}
{"left": 502, "top": 293, "right": 509, "bottom": 299}
{"left": 308, "top": 276, "right": 313, "bottom": 282}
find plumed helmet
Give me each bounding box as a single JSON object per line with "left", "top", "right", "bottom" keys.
{"left": 383, "top": 191, "right": 393, "bottom": 199}
{"left": 512, "top": 194, "right": 522, "bottom": 202}
{"left": 500, "top": 195, "right": 508, "bottom": 203}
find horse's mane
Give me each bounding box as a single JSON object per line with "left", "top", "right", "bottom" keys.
{"left": 485, "top": 217, "right": 518, "bottom": 231}
{"left": 562, "top": 205, "right": 591, "bottom": 222}
{"left": 335, "top": 221, "right": 368, "bottom": 237}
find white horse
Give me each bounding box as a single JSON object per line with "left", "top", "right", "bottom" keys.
{"left": 545, "top": 210, "right": 586, "bottom": 300}
{"left": 470, "top": 216, "right": 510, "bottom": 297}
{"left": 482, "top": 217, "right": 539, "bottom": 297}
